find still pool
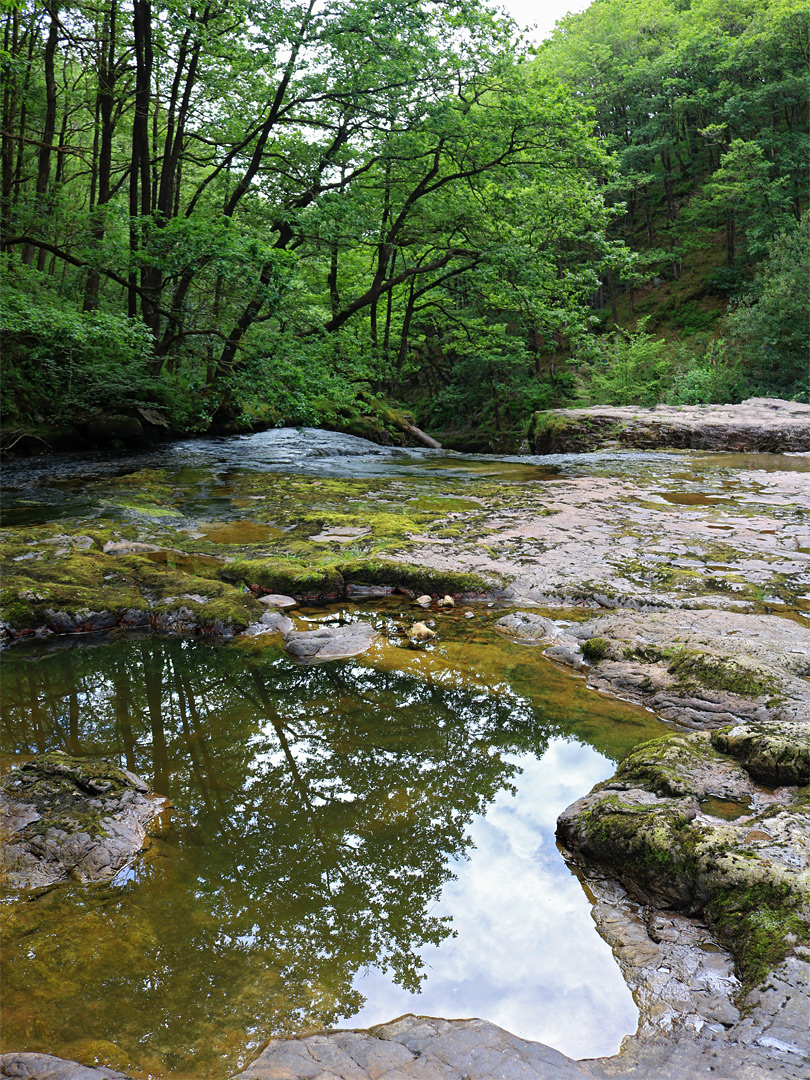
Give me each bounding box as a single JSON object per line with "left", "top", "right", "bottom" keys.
{"left": 0, "top": 627, "right": 668, "bottom": 1077}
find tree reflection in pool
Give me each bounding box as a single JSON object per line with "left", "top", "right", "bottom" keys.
{"left": 0, "top": 635, "right": 656, "bottom": 1077}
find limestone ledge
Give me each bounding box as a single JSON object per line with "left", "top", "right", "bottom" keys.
{"left": 529, "top": 398, "right": 810, "bottom": 454}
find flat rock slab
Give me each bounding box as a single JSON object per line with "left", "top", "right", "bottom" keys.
{"left": 0, "top": 753, "right": 163, "bottom": 888}
{"left": 568, "top": 609, "right": 810, "bottom": 728}
{"left": 531, "top": 397, "right": 810, "bottom": 453}
{"left": 283, "top": 622, "right": 378, "bottom": 662}
{"left": 257, "top": 593, "right": 297, "bottom": 608}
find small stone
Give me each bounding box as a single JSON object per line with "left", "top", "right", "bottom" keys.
{"left": 438, "top": 595, "right": 455, "bottom": 608}
{"left": 464, "top": 611, "right": 475, "bottom": 619}
{"left": 408, "top": 622, "right": 436, "bottom": 642}
{"left": 416, "top": 595, "right": 432, "bottom": 607}
{"left": 257, "top": 593, "right": 297, "bottom": 608}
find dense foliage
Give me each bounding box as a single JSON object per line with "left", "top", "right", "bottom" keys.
{"left": 1, "top": 0, "right": 807, "bottom": 445}
{"left": 535, "top": 0, "right": 809, "bottom": 411}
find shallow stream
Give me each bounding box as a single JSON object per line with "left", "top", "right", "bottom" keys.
{"left": 2, "top": 429, "right": 806, "bottom": 1077}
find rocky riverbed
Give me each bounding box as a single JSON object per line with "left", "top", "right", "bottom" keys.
{"left": 1, "top": 428, "right": 808, "bottom": 1079}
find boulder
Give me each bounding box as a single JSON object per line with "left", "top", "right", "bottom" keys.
{"left": 283, "top": 622, "right": 378, "bottom": 662}
{"left": 256, "top": 593, "right": 297, "bottom": 608}
{"left": 242, "top": 612, "right": 295, "bottom": 637}
{"left": 556, "top": 723, "right": 810, "bottom": 997}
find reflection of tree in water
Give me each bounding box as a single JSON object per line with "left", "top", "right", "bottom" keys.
{"left": 0, "top": 638, "right": 549, "bottom": 1076}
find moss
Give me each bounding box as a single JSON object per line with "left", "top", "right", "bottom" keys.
{"left": 707, "top": 883, "right": 810, "bottom": 999}
{"left": 341, "top": 558, "right": 490, "bottom": 595}
{"left": 582, "top": 636, "right": 610, "bottom": 662}
{"left": 219, "top": 557, "right": 345, "bottom": 596}
{"left": 667, "top": 650, "right": 777, "bottom": 698}
{"left": 7, "top": 752, "right": 138, "bottom": 840}
{"left": 219, "top": 554, "right": 492, "bottom": 598}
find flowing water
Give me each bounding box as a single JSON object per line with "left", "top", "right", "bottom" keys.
{"left": 2, "top": 430, "right": 806, "bottom": 1077}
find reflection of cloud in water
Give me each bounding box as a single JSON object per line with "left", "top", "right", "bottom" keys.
{"left": 346, "top": 738, "right": 637, "bottom": 1060}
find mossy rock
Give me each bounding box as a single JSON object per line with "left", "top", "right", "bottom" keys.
{"left": 558, "top": 725, "right": 810, "bottom": 999}
{"left": 219, "top": 558, "right": 345, "bottom": 597}
{"left": 341, "top": 558, "right": 490, "bottom": 596}
{"left": 712, "top": 723, "right": 810, "bottom": 787}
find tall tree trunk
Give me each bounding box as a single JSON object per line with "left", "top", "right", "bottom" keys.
{"left": 23, "top": 3, "right": 58, "bottom": 267}
{"left": 1, "top": 9, "right": 19, "bottom": 241}
{"left": 84, "top": 0, "right": 118, "bottom": 310}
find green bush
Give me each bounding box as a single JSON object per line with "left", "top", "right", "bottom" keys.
{"left": 667, "top": 340, "right": 749, "bottom": 405}
{"left": 725, "top": 218, "right": 810, "bottom": 400}
{"left": 574, "top": 322, "right": 674, "bottom": 406}
{"left": 1, "top": 285, "right": 156, "bottom": 424}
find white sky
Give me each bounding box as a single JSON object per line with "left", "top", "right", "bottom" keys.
{"left": 492, "top": 0, "right": 593, "bottom": 43}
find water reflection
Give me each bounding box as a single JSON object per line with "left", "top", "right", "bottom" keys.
{"left": 0, "top": 637, "right": 636, "bottom": 1076}
{"left": 346, "top": 741, "right": 636, "bottom": 1059}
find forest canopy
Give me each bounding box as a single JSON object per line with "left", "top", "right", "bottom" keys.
{"left": 1, "top": 0, "right": 808, "bottom": 447}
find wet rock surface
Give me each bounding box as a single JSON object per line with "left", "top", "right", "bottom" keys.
{"left": 0, "top": 1054, "right": 130, "bottom": 1080}
{"left": 556, "top": 722, "right": 810, "bottom": 1058}
{"left": 494, "top": 611, "right": 559, "bottom": 643}
{"left": 283, "top": 621, "right": 379, "bottom": 662}
{"left": 0, "top": 753, "right": 163, "bottom": 888}
{"left": 563, "top": 609, "right": 810, "bottom": 728}
{"left": 2, "top": 430, "right": 809, "bottom": 1077}
{"left": 530, "top": 398, "right": 810, "bottom": 454}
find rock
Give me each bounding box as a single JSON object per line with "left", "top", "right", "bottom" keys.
{"left": 102, "top": 541, "right": 163, "bottom": 556}
{"left": 564, "top": 610, "right": 810, "bottom": 729}
{"left": 0, "top": 753, "right": 164, "bottom": 888}
{"left": 256, "top": 593, "right": 297, "bottom": 608}
{"left": 464, "top": 610, "right": 475, "bottom": 618}
{"left": 544, "top": 639, "right": 587, "bottom": 671}
{"left": 438, "top": 595, "right": 455, "bottom": 607}
{"left": 0, "top": 1053, "right": 131, "bottom": 1080}
{"left": 416, "top": 594, "right": 432, "bottom": 607}
{"left": 85, "top": 415, "right": 144, "bottom": 445}
{"left": 494, "top": 611, "right": 559, "bottom": 644}
{"left": 408, "top": 621, "right": 436, "bottom": 642}
{"left": 283, "top": 622, "right": 378, "bottom": 662}
{"left": 233, "top": 1015, "right": 594, "bottom": 1080}
{"left": 711, "top": 722, "right": 810, "bottom": 786}
{"left": 242, "top": 612, "right": 295, "bottom": 638}
{"left": 556, "top": 724, "right": 810, "bottom": 999}
{"left": 529, "top": 398, "right": 810, "bottom": 454}
{"left": 346, "top": 584, "right": 396, "bottom": 598}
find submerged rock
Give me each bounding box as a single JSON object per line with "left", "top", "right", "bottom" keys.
{"left": 0, "top": 752, "right": 164, "bottom": 889}
{"left": 283, "top": 622, "right": 378, "bottom": 662}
